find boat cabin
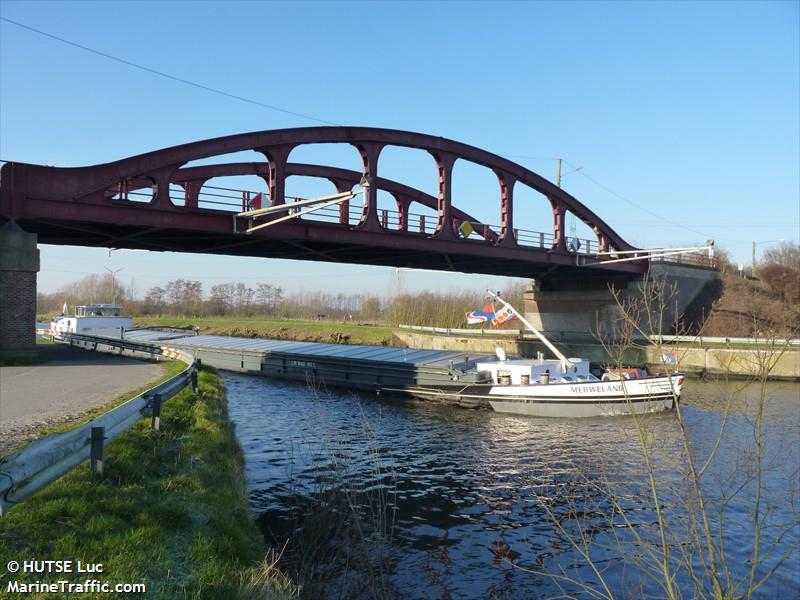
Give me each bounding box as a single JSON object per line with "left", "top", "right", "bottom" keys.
{"left": 475, "top": 355, "right": 595, "bottom": 385}
{"left": 50, "top": 304, "right": 132, "bottom": 335}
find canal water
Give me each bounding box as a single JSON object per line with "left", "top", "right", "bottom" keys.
{"left": 224, "top": 373, "right": 800, "bottom": 599}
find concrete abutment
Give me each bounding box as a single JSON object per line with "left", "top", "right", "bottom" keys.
{"left": 0, "top": 222, "right": 40, "bottom": 358}
{"left": 523, "top": 263, "right": 719, "bottom": 337}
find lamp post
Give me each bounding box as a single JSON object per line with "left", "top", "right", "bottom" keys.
{"left": 104, "top": 266, "right": 125, "bottom": 305}
{"left": 555, "top": 159, "right": 583, "bottom": 246}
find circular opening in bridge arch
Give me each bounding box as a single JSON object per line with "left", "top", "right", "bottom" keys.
{"left": 196, "top": 175, "right": 269, "bottom": 212}
{"left": 377, "top": 146, "right": 439, "bottom": 199}
{"left": 106, "top": 177, "right": 155, "bottom": 203}
{"left": 406, "top": 201, "right": 438, "bottom": 235}
{"left": 182, "top": 149, "right": 267, "bottom": 169}
{"left": 564, "top": 209, "right": 601, "bottom": 255}
{"left": 170, "top": 183, "right": 186, "bottom": 207}
{"left": 512, "top": 184, "right": 558, "bottom": 249}
{"left": 450, "top": 159, "right": 502, "bottom": 242}
{"left": 376, "top": 190, "right": 400, "bottom": 230}
{"left": 288, "top": 143, "right": 364, "bottom": 173}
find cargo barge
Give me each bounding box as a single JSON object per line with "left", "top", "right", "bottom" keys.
{"left": 47, "top": 293, "right": 681, "bottom": 417}
{"left": 61, "top": 327, "right": 498, "bottom": 409}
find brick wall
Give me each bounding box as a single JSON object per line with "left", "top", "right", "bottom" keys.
{"left": 0, "top": 225, "right": 40, "bottom": 357}
{"left": 0, "top": 270, "right": 38, "bottom": 354}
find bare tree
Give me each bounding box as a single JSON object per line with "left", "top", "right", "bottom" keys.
{"left": 143, "top": 286, "right": 167, "bottom": 315}
{"left": 507, "top": 274, "right": 799, "bottom": 599}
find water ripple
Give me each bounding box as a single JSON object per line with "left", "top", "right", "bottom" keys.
{"left": 225, "top": 372, "right": 800, "bottom": 599}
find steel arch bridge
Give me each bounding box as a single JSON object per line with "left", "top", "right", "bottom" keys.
{"left": 0, "top": 126, "right": 647, "bottom": 279}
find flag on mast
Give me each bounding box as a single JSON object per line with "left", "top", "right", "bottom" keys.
{"left": 491, "top": 304, "right": 517, "bottom": 327}
{"left": 466, "top": 304, "right": 495, "bottom": 324}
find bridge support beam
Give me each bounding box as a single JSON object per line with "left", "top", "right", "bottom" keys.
{"left": 523, "top": 264, "right": 719, "bottom": 339}
{"left": 0, "top": 222, "right": 40, "bottom": 358}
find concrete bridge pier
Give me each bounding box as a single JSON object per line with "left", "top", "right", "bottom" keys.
{"left": 0, "top": 222, "right": 40, "bottom": 358}
{"left": 523, "top": 264, "right": 719, "bottom": 338}
{"left": 523, "top": 277, "right": 634, "bottom": 338}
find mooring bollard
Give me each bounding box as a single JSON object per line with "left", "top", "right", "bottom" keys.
{"left": 151, "top": 393, "right": 162, "bottom": 431}
{"left": 90, "top": 427, "right": 105, "bottom": 477}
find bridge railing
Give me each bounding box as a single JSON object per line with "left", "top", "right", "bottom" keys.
{"left": 650, "top": 251, "right": 719, "bottom": 268}
{"left": 0, "top": 334, "right": 199, "bottom": 515}
{"left": 110, "top": 182, "right": 619, "bottom": 258}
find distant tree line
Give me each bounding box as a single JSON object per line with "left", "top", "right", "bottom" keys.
{"left": 37, "top": 243, "right": 798, "bottom": 334}
{"left": 37, "top": 273, "right": 134, "bottom": 315}
{"left": 36, "top": 273, "right": 528, "bottom": 327}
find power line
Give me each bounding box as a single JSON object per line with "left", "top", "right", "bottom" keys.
{"left": 557, "top": 159, "right": 756, "bottom": 245}
{"left": 2, "top": 18, "right": 777, "bottom": 249}
{"left": 0, "top": 16, "right": 339, "bottom": 126}
{"left": 501, "top": 154, "right": 560, "bottom": 162}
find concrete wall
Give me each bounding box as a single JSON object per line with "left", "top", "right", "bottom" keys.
{"left": 394, "top": 331, "right": 799, "bottom": 381}
{"left": 395, "top": 331, "right": 646, "bottom": 366}
{"left": 523, "top": 263, "right": 719, "bottom": 337}
{"left": 645, "top": 345, "right": 800, "bottom": 380}
{"left": 0, "top": 224, "right": 39, "bottom": 357}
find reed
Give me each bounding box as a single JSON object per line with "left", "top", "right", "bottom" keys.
{"left": 257, "top": 380, "right": 397, "bottom": 600}
{"left": 509, "top": 274, "right": 800, "bottom": 598}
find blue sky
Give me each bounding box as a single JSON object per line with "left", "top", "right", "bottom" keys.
{"left": 1, "top": 1, "right": 798, "bottom": 297}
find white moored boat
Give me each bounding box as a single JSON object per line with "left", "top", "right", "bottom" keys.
{"left": 383, "top": 290, "right": 684, "bottom": 418}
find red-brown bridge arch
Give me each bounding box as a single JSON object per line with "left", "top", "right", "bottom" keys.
{"left": 0, "top": 126, "right": 645, "bottom": 279}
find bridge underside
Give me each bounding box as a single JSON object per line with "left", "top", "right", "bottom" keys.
{"left": 9, "top": 211, "right": 635, "bottom": 281}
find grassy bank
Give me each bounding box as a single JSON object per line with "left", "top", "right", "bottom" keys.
{"left": 0, "top": 367, "right": 295, "bottom": 599}
{"left": 134, "top": 316, "right": 399, "bottom": 346}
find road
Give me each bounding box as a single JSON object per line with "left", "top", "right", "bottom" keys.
{"left": 0, "top": 344, "right": 165, "bottom": 453}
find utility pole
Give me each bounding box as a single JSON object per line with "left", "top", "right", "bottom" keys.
{"left": 752, "top": 241, "right": 756, "bottom": 276}
{"left": 556, "top": 158, "right": 562, "bottom": 188}
{"left": 555, "top": 159, "right": 582, "bottom": 244}
{"left": 104, "top": 267, "right": 125, "bottom": 305}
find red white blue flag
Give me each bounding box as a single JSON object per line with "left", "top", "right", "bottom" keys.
{"left": 491, "top": 305, "right": 517, "bottom": 327}
{"left": 466, "top": 304, "right": 496, "bottom": 324}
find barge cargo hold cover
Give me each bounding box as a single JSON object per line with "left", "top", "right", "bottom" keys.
{"left": 113, "top": 329, "right": 494, "bottom": 393}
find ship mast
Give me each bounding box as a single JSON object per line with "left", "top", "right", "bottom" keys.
{"left": 487, "top": 290, "right": 573, "bottom": 371}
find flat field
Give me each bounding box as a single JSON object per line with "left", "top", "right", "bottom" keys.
{"left": 134, "top": 316, "right": 400, "bottom": 346}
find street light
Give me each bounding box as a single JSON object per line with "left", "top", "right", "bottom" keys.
{"left": 104, "top": 266, "right": 125, "bottom": 305}
{"left": 555, "top": 159, "right": 582, "bottom": 188}
{"left": 555, "top": 159, "right": 583, "bottom": 246}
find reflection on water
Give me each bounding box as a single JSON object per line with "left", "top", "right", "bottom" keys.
{"left": 225, "top": 373, "right": 800, "bottom": 599}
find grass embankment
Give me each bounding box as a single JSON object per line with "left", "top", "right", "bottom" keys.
{"left": 134, "top": 316, "right": 399, "bottom": 346}
{"left": 0, "top": 366, "right": 296, "bottom": 599}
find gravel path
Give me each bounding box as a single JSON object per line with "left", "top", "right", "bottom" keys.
{"left": 0, "top": 344, "right": 165, "bottom": 453}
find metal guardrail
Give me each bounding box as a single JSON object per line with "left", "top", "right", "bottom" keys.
{"left": 398, "top": 324, "right": 800, "bottom": 347}
{"left": 0, "top": 335, "right": 199, "bottom": 515}
{"left": 649, "top": 334, "right": 800, "bottom": 347}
